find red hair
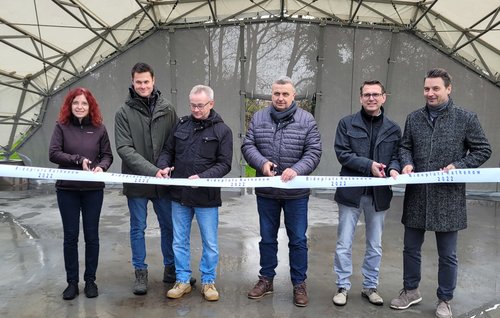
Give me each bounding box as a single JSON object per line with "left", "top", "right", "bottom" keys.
{"left": 58, "top": 87, "right": 103, "bottom": 126}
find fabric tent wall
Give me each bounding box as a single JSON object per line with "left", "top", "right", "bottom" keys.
{"left": 19, "top": 23, "right": 499, "bottom": 190}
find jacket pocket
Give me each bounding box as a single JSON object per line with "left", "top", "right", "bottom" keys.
{"left": 174, "top": 131, "right": 189, "bottom": 155}
{"left": 378, "top": 134, "right": 399, "bottom": 161}
{"left": 200, "top": 137, "right": 218, "bottom": 159}
{"left": 347, "top": 130, "right": 369, "bottom": 155}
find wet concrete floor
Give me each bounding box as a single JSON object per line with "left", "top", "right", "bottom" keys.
{"left": 0, "top": 185, "right": 499, "bottom": 318}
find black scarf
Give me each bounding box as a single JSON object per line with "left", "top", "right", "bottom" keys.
{"left": 270, "top": 101, "right": 297, "bottom": 129}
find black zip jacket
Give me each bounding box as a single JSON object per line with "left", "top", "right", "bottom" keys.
{"left": 157, "top": 110, "right": 233, "bottom": 207}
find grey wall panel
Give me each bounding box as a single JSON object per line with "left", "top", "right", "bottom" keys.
{"left": 174, "top": 27, "right": 242, "bottom": 177}
{"left": 244, "top": 22, "right": 318, "bottom": 95}
{"left": 315, "top": 27, "right": 355, "bottom": 177}
{"left": 174, "top": 28, "right": 210, "bottom": 117}
{"left": 207, "top": 27, "right": 243, "bottom": 178}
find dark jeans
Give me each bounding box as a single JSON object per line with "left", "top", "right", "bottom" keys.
{"left": 403, "top": 226, "right": 458, "bottom": 301}
{"left": 256, "top": 196, "right": 309, "bottom": 285}
{"left": 57, "top": 189, "right": 103, "bottom": 283}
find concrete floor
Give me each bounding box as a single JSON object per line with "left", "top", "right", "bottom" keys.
{"left": 0, "top": 184, "right": 499, "bottom": 318}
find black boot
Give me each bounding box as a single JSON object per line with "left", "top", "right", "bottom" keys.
{"left": 163, "top": 265, "right": 196, "bottom": 286}
{"left": 62, "top": 281, "right": 79, "bottom": 300}
{"left": 84, "top": 280, "right": 98, "bottom": 298}
{"left": 163, "top": 265, "right": 176, "bottom": 283}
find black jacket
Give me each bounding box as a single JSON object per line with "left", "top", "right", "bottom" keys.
{"left": 49, "top": 116, "right": 113, "bottom": 190}
{"left": 334, "top": 109, "right": 401, "bottom": 211}
{"left": 157, "top": 110, "right": 233, "bottom": 207}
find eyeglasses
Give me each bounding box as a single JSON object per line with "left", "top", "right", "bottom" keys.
{"left": 361, "top": 93, "right": 383, "bottom": 99}
{"left": 189, "top": 101, "right": 211, "bottom": 110}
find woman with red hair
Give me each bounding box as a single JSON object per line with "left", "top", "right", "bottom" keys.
{"left": 49, "top": 87, "right": 113, "bottom": 300}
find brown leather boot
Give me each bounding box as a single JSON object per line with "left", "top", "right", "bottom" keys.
{"left": 248, "top": 276, "right": 273, "bottom": 299}
{"left": 293, "top": 282, "right": 308, "bottom": 307}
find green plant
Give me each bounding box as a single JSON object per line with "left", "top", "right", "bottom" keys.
{"left": 245, "top": 165, "right": 256, "bottom": 177}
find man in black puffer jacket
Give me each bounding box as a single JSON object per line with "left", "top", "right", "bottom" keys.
{"left": 157, "top": 85, "right": 233, "bottom": 302}
{"left": 242, "top": 76, "right": 322, "bottom": 307}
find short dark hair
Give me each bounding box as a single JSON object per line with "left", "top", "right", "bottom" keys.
{"left": 360, "top": 80, "right": 385, "bottom": 95}
{"left": 425, "top": 68, "right": 452, "bottom": 87}
{"left": 131, "top": 62, "right": 154, "bottom": 78}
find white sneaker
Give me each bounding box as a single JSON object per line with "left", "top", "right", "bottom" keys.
{"left": 361, "top": 288, "right": 384, "bottom": 306}
{"left": 333, "top": 288, "right": 348, "bottom": 306}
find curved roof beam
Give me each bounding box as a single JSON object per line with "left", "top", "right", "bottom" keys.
{"left": 51, "top": 0, "right": 121, "bottom": 51}
{"left": 410, "top": 0, "right": 437, "bottom": 29}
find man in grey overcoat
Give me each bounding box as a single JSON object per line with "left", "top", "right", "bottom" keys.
{"left": 390, "top": 68, "right": 492, "bottom": 318}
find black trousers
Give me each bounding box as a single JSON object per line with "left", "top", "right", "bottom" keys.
{"left": 403, "top": 226, "right": 458, "bottom": 301}
{"left": 57, "top": 189, "right": 103, "bottom": 283}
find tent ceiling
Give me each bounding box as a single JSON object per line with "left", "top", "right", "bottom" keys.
{"left": 1, "top": 0, "right": 499, "bottom": 157}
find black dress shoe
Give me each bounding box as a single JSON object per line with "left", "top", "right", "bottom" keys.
{"left": 62, "top": 281, "right": 79, "bottom": 300}
{"left": 84, "top": 280, "right": 99, "bottom": 298}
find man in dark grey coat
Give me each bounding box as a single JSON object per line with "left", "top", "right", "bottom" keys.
{"left": 242, "top": 76, "right": 322, "bottom": 307}
{"left": 390, "top": 68, "right": 491, "bottom": 318}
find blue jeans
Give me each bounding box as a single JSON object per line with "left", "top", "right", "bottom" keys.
{"left": 171, "top": 201, "right": 219, "bottom": 284}
{"left": 334, "top": 195, "right": 386, "bottom": 290}
{"left": 403, "top": 226, "right": 458, "bottom": 301}
{"left": 57, "top": 189, "right": 103, "bottom": 283}
{"left": 256, "top": 196, "right": 309, "bottom": 285}
{"left": 127, "top": 196, "right": 173, "bottom": 269}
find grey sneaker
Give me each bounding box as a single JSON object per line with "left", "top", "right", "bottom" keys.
{"left": 133, "top": 269, "right": 148, "bottom": 295}
{"left": 361, "top": 288, "right": 383, "bottom": 306}
{"left": 333, "top": 288, "right": 348, "bottom": 306}
{"left": 436, "top": 300, "right": 452, "bottom": 318}
{"left": 390, "top": 288, "right": 422, "bottom": 309}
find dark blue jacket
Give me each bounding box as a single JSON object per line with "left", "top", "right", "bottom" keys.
{"left": 157, "top": 110, "right": 233, "bottom": 207}
{"left": 241, "top": 105, "right": 322, "bottom": 199}
{"left": 334, "top": 110, "right": 401, "bottom": 211}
